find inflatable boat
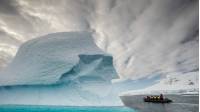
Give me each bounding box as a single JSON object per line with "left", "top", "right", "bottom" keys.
{"left": 144, "top": 96, "right": 172, "bottom": 103}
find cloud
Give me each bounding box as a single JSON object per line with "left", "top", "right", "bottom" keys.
{"left": 0, "top": 0, "right": 198, "bottom": 81}
{"left": 91, "top": 0, "right": 198, "bottom": 80}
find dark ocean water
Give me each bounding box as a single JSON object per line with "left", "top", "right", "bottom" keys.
{"left": 0, "top": 105, "right": 136, "bottom": 112}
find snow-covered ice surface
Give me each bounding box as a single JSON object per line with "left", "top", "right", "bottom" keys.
{"left": 0, "top": 32, "right": 122, "bottom": 106}
{"left": 121, "top": 71, "right": 199, "bottom": 96}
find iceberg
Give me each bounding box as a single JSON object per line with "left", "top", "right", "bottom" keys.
{"left": 0, "top": 31, "right": 114, "bottom": 85}
{"left": 0, "top": 32, "right": 122, "bottom": 106}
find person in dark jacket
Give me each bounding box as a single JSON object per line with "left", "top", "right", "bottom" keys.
{"left": 160, "top": 94, "right": 164, "bottom": 101}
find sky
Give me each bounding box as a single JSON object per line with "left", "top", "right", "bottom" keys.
{"left": 0, "top": 0, "right": 198, "bottom": 81}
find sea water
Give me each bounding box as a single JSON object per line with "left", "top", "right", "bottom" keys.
{"left": 0, "top": 105, "right": 136, "bottom": 112}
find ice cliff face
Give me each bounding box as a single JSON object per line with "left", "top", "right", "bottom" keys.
{"left": 0, "top": 32, "right": 121, "bottom": 105}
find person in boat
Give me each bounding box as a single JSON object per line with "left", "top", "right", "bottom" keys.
{"left": 160, "top": 94, "right": 164, "bottom": 101}
{"left": 153, "top": 96, "right": 156, "bottom": 100}
{"left": 156, "top": 96, "right": 158, "bottom": 100}
{"left": 150, "top": 96, "right": 153, "bottom": 100}
{"left": 146, "top": 96, "right": 150, "bottom": 100}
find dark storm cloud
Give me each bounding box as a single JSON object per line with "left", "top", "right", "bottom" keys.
{"left": 181, "top": 26, "right": 199, "bottom": 44}
{"left": 0, "top": 0, "right": 19, "bottom": 15}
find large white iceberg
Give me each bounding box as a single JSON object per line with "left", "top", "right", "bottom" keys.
{"left": 0, "top": 32, "right": 122, "bottom": 106}
{"left": 0, "top": 32, "right": 116, "bottom": 85}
